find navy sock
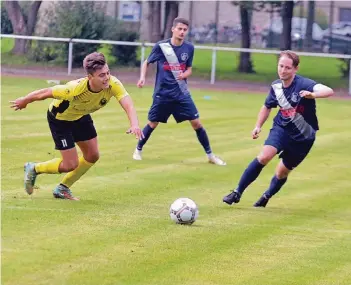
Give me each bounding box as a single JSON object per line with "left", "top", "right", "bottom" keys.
{"left": 195, "top": 127, "right": 212, "bottom": 154}
{"left": 236, "top": 158, "right": 265, "bottom": 194}
{"left": 137, "top": 124, "right": 155, "bottom": 151}
{"left": 264, "top": 176, "right": 287, "bottom": 198}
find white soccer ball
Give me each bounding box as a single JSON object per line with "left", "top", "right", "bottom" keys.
{"left": 169, "top": 198, "right": 199, "bottom": 224}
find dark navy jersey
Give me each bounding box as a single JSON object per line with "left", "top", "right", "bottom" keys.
{"left": 147, "top": 39, "right": 194, "bottom": 101}
{"left": 264, "top": 74, "right": 319, "bottom": 141}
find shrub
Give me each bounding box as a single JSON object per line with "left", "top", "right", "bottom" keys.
{"left": 1, "top": 3, "right": 13, "bottom": 34}
{"left": 30, "top": 1, "right": 106, "bottom": 67}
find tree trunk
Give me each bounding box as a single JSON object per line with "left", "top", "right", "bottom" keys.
{"left": 4, "top": 0, "right": 42, "bottom": 55}
{"left": 304, "top": 1, "right": 315, "bottom": 51}
{"left": 214, "top": 1, "right": 220, "bottom": 44}
{"left": 163, "top": 1, "right": 179, "bottom": 39}
{"left": 238, "top": 3, "right": 254, "bottom": 73}
{"left": 148, "top": 1, "right": 162, "bottom": 42}
{"left": 27, "top": 1, "right": 42, "bottom": 34}
{"left": 162, "top": 1, "right": 171, "bottom": 39}
{"left": 147, "top": 1, "right": 154, "bottom": 41}
{"left": 280, "top": 1, "right": 294, "bottom": 51}
{"left": 188, "top": 1, "right": 193, "bottom": 41}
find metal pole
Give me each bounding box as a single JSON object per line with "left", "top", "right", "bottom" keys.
{"left": 210, "top": 48, "right": 217, "bottom": 84}
{"left": 215, "top": 1, "right": 220, "bottom": 44}
{"left": 349, "top": 59, "right": 351, "bottom": 96}
{"left": 140, "top": 44, "right": 145, "bottom": 77}
{"left": 329, "top": 1, "right": 334, "bottom": 53}
{"left": 68, "top": 41, "right": 73, "bottom": 75}
{"left": 299, "top": 1, "right": 304, "bottom": 50}
{"left": 189, "top": 1, "right": 193, "bottom": 41}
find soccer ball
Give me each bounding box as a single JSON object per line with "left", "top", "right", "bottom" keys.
{"left": 169, "top": 198, "right": 199, "bottom": 224}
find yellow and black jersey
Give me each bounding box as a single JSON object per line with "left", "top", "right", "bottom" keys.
{"left": 49, "top": 76, "right": 128, "bottom": 121}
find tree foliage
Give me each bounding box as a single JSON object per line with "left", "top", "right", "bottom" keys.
{"left": 31, "top": 1, "right": 139, "bottom": 67}
{"left": 1, "top": 2, "right": 13, "bottom": 34}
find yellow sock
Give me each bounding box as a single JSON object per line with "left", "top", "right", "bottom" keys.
{"left": 60, "top": 157, "right": 95, "bottom": 188}
{"left": 35, "top": 158, "right": 62, "bottom": 174}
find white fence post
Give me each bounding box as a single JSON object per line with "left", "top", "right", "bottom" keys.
{"left": 210, "top": 48, "right": 217, "bottom": 84}
{"left": 140, "top": 43, "right": 145, "bottom": 77}
{"left": 68, "top": 40, "right": 73, "bottom": 75}
{"left": 1, "top": 34, "right": 351, "bottom": 93}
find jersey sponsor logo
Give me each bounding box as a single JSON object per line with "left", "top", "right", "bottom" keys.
{"left": 163, "top": 62, "right": 186, "bottom": 71}
{"left": 181, "top": 53, "right": 188, "bottom": 61}
{"left": 280, "top": 105, "right": 305, "bottom": 118}
{"left": 100, "top": 98, "right": 107, "bottom": 106}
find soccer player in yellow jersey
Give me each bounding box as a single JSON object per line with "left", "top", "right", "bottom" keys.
{"left": 10, "top": 52, "right": 143, "bottom": 200}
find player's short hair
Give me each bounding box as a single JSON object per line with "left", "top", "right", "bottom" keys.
{"left": 173, "top": 17, "right": 189, "bottom": 27}
{"left": 83, "top": 52, "right": 106, "bottom": 75}
{"left": 279, "top": 50, "right": 300, "bottom": 67}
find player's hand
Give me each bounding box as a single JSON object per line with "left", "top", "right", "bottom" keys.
{"left": 126, "top": 126, "right": 145, "bottom": 140}
{"left": 137, "top": 78, "right": 145, "bottom": 88}
{"left": 176, "top": 72, "right": 184, "bottom": 80}
{"left": 252, "top": 126, "right": 261, "bottom": 139}
{"left": 10, "top": 97, "right": 28, "bottom": 111}
{"left": 299, "top": 90, "right": 315, "bottom": 99}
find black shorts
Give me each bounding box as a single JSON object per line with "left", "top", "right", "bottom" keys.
{"left": 148, "top": 96, "right": 199, "bottom": 123}
{"left": 47, "top": 111, "right": 97, "bottom": 150}
{"left": 264, "top": 126, "right": 315, "bottom": 170}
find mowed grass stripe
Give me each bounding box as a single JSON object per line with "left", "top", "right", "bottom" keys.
{"left": 2, "top": 77, "right": 351, "bottom": 285}
{"left": 5, "top": 176, "right": 348, "bottom": 268}
{"left": 4, "top": 201, "right": 349, "bottom": 285}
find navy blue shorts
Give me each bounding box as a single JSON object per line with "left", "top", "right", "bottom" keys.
{"left": 47, "top": 111, "right": 97, "bottom": 150}
{"left": 264, "top": 126, "right": 315, "bottom": 170}
{"left": 148, "top": 96, "right": 199, "bottom": 123}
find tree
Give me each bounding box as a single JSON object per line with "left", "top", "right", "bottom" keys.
{"left": 148, "top": 1, "right": 162, "bottom": 42}
{"left": 304, "top": 1, "right": 315, "bottom": 51}
{"left": 280, "top": 1, "right": 294, "bottom": 50}
{"left": 4, "top": 0, "right": 42, "bottom": 54}
{"left": 163, "top": 1, "right": 179, "bottom": 39}
{"left": 231, "top": 1, "right": 255, "bottom": 73}
{"left": 1, "top": 2, "right": 13, "bottom": 34}
{"left": 232, "top": 1, "right": 283, "bottom": 73}
{"left": 238, "top": 2, "right": 254, "bottom": 73}
{"left": 32, "top": 1, "right": 107, "bottom": 67}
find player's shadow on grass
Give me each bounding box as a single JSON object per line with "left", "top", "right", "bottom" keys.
{"left": 175, "top": 223, "right": 204, "bottom": 228}
{"left": 221, "top": 204, "right": 328, "bottom": 218}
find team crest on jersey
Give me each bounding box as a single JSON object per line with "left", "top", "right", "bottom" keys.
{"left": 181, "top": 53, "right": 188, "bottom": 61}
{"left": 100, "top": 98, "right": 107, "bottom": 106}
{"left": 291, "top": 92, "right": 299, "bottom": 103}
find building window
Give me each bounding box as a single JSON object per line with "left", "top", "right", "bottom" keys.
{"left": 339, "top": 8, "right": 351, "bottom": 22}
{"left": 119, "top": 2, "right": 141, "bottom": 22}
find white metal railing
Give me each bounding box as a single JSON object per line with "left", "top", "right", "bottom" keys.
{"left": 1, "top": 34, "right": 351, "bottom": 95}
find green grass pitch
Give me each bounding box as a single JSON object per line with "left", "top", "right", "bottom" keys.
{"left": 2, "top": 76, "right": 351, "bottom": 285}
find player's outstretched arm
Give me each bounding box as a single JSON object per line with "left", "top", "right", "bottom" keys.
{"left": 252, "top": 105, "right": 272, "bottom": 139}
{"left": 119, "top": 96, "right": 144, "bottom": 140}
{"left": 300, "top": 84, "right": 334, "bottom": 99}
{"left": 137, "top": 60, "right": 149, "bottom": 88}
{"left": 10, "top": 88, "right": 54, "bottom": 111}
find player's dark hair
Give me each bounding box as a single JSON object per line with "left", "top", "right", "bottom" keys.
{"left": 173, "top": 17, "right": 189, "bottom": 27}
{"left": 279, "top": 50, "right": 300, "bottom": 67}
{"left": 83, "top": 52, "right": 106, "bottom": 74}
